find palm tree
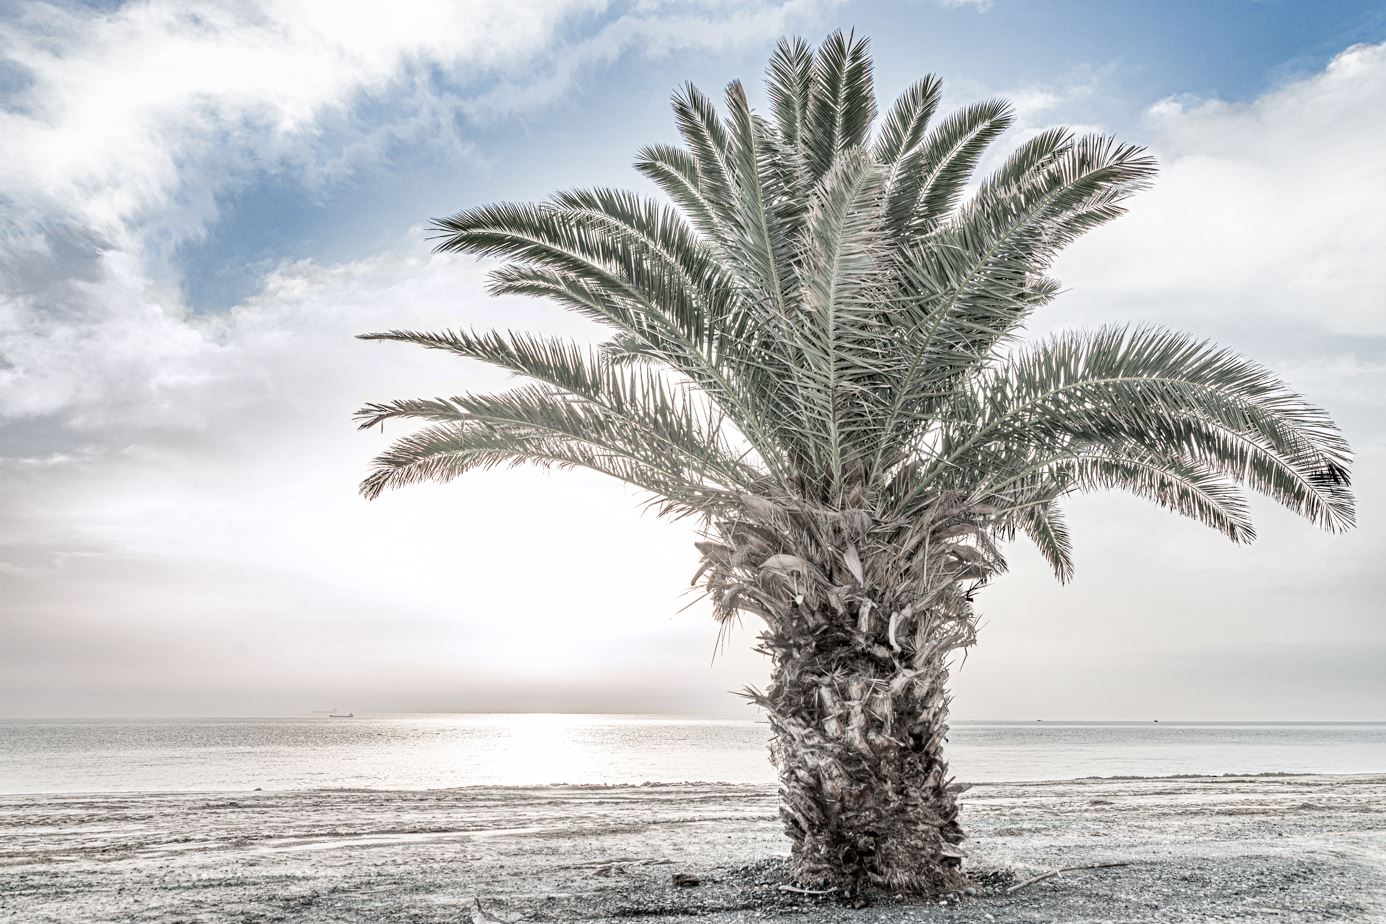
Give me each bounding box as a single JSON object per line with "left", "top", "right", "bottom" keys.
{"left": 355, "top": 32, "right": 1354, "bottom": 898}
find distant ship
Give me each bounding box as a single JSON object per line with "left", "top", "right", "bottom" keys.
{"left": 328, "top": 712, "right": 354, "bottom": 718}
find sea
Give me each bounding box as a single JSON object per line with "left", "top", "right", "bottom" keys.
{"left": 2, "top": 715, "right": 1384, "bottom": 795}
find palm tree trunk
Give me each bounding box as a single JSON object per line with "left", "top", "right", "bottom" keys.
{"left": 764, "top": 624, "right": 969, "bottom": 898}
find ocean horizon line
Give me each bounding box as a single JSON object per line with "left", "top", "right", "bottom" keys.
{"left": 3, "top": 712, "right": 1384, "bottom": 724}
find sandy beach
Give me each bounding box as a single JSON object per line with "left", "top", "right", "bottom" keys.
{"left": 3, "top": 773, "right": 1384, "bottom": 923}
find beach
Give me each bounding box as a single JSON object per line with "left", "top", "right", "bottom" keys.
{"left": 4, "top": 774, "right": 1384, "bottom": 923}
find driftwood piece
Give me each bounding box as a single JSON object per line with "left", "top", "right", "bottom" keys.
{"left": 1004, "top": 861, "right": 1131, "bottom": 896}
{"left": 778, "top": 884, "right": 839, "bottom": 895}
{"left": 470, "top": 897, "right": 508, "bottom": 924}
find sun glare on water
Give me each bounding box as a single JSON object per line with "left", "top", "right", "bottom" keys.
{"left": 465, "top": 713, "right": 603, "bottom": 786}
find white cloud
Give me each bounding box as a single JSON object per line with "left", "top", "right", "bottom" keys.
{"left": 0, "top": 0, "right": 830, "bottom": 716}
{"left": 0, "top": 0, "right": 595, "bottom": 425}
{"left": 0, "top": 1, "right": 592, "bottom": 238}
{"left": 0, "top": 0, "right": 831, "bottom": 429}
{"left": 463, "top": 0, "right": 841, "bottom": 120}
{"left": 1052, "top": 42, "right": 1386, "bottom": 337}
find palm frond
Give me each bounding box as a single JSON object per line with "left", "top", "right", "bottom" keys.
{"left": 358, "top": 379, "right": 751, "bottom": 498}
{"left": 793, "top": 149, "right": 890, "bottom": 487}
{"left": 884, "top": 98, "right": 1013, "bottom": 240}
{"left": 723, "top": 80, "right": 803, "bottom": 321}
{"left": 873, "top": 76, "right": 943, "bottom": 167}
{"left": 930, "top": 326, "right": 1354, "bottom": 531}
{"left": 360, "top": 419, "right": 725, "bottom": 516}
{"left": 804, "top": 29, "right": 877, "bottom": 181}
{"left": 765, "top": 36, "right": 814, "bottom": 154}
{"left": 1014, "top": 499, "right": 1074, "bottom": 582}
{"left": 670, "top": 81, "right": 737, "bottom": 224}
{"left": 634, "top": 142, "right": 718, "bottom": 233}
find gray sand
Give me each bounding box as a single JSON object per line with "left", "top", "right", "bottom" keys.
{"left": 3, "top": 774, "right": 1384, "bottom": 923}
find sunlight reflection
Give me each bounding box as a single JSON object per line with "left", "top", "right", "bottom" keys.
{"left": 474, "top": 714, "right": 593, "bottom": 786}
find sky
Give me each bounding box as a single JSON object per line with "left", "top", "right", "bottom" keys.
{"left": 1, "top": 0, "right": 1384, "bottom": 720}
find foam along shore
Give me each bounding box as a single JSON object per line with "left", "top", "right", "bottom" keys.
{"left": 3, "top": 774, "right": 1384, "bottom": 922}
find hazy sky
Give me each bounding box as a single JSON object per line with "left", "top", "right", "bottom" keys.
{"left": 2, "top": 0, "right": 1384, "bottom": 720}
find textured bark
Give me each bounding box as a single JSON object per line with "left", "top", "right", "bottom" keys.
{"left": 695, "top": 492, "right": 993, "bottom": 898}
{"left": 763, "top": 623, "right": 969, "bottom": 897}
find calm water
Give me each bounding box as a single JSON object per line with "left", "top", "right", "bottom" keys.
{"left": 2, "top": 715, "right": 1384, "bottom": 794}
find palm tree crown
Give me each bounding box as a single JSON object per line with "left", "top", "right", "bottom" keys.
{"left": 358, "top": 31, "right": 1352, "bottom": 588}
